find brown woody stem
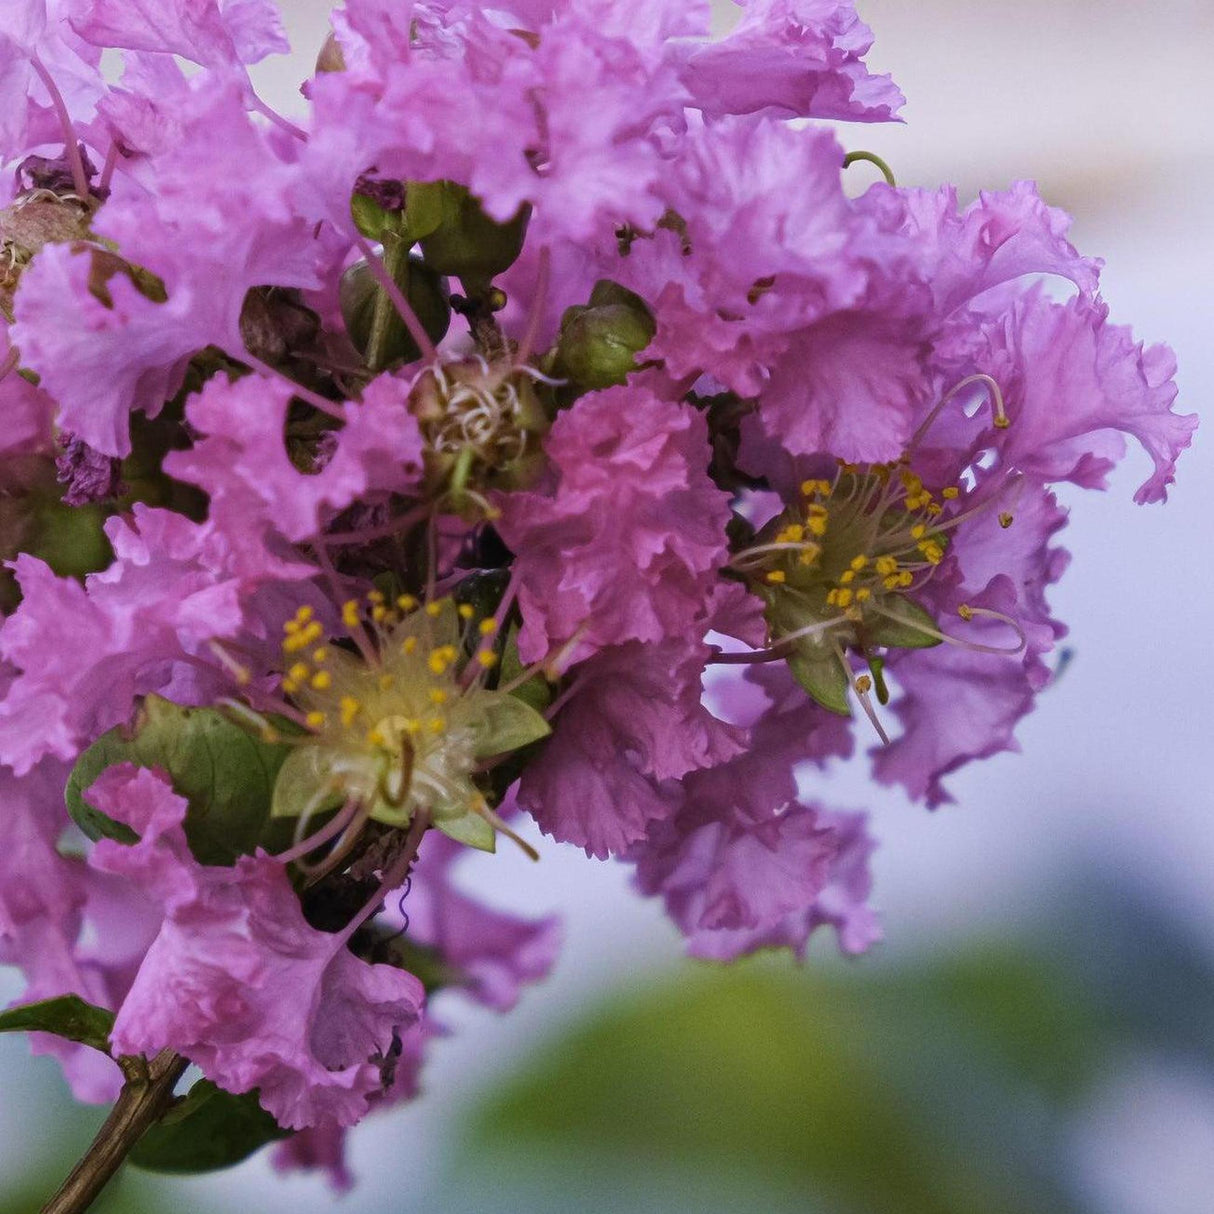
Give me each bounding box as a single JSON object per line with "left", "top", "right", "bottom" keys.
{"left": 41, "top": 1049, "right": 189, "bottom": 1214}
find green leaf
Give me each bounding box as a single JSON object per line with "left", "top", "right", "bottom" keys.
{"left": 130, "top": 1081, "right": 287, "bottom": 1174}
{"left": 496, "top": 629, "right": 553, "bottom": 716}
{"left": 788, "top": 645, "right": 850, "bottom": 716}
{"left": 863, "top": 598, "right": 943, "bottom": 650}
{"left": 434, "top": 804, "right": 497, "bottom": 852}
{"left": 0, "top": 995, "right": 114, "bottom": 1055}
{"left": 65, "top": 696, "right": 295, "bottom": 864}
{"left": 475, "top": 695, "right": 551, "bottom": 759}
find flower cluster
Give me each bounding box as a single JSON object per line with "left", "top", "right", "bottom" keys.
{"left": 0, "top": 0, "right": 1193, "bottom": 1192}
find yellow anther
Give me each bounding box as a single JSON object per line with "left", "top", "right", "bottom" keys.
{"left": 875, "top": 556, "right": 898, "bottom": 576}
{"left": 302, "top": 621, "right": 323, "bottom": 644}
{"left": 801, "top": 478, "right": 829, "bottom": 497}
{"left": 883, "top": 575, "right": 901, "bottom": 590}
{"left": 775, "top": 524, "right": 804, "bottom": 544}
{"left": 283, "top": 619, "right": 300, "bottom": 635}
{"left": 835, "top": 588, "right": 853, "bottom": 608}
{"left": 310, "top": 671, "right": 332, "bottom": 690}
{"left": 401, "top": 636, "right": 418, "bottom": 655}
{"left": 403, "top": 718, "right": 421, "bottom": 735}
{"left": 425, "top": 601, "right": 443, "bottom": 617}
{"left": 807, "top": 503, "right": 829, "bottom": 518}
{"left": 305, "top": 711, "right": 326, "bottom": 730}
{"left": 850, "top": 555, "right": 869, "bottom": 571}
{"left": 367, "top": 726, "right": 386, "bottom": 747}
{"left": 288, "top": 663, "right": 309, "bottom": 683}
{"left": 282, "top": 679, "right": 298, "bottom": 694}
{"left": 927, "top": 503, "right": 943, "bottom": 518}
{"left": 839, "top": 569, "right": 855, "bottom": 585}
{"left": 367, "top": 590, "right": 385, "bottom": 604}
{"left": 296, "top": 606, "right": 314, "bottom": 623}
{"left": 855, "top": 675, "right": 873, "bottom": 694}
{"left": 919, "top": 541, "right": 944, "bottom": 565}
{"left": 798, "top": 547, "right": 819, "bottom": 566}
{"left": 994, "top": 415, "right": 1011, "bottom": 430}
{"left": 826, "top": 588, "right": 840, "bottom": 606}
{"left": 910, "top": 523, "right": 927, "bottom": 540}
{"left": 312, "top": 647, "right": 328, "bottom": 663}
{"left": 371, "top": 605, "right": 388, "bottom": 622}
{"left": 378, "top": 674, "right": 395, "bottom": 691}
{"left": 999, "top": 512, "right": 1014, "bottom": 529}
{"left": 429, "top": 688, "right": 449, "bottom": 705}
{"left": 942, "top": 486, "right": 960, "bottom": 500}
{"left": 476, "top": 649, "right": 498, "bottom": 669}
{"left": 958, "top": 604, "right": 975, "bottom": 621}
{"left": 458, "top": 603, "right": 475, "bottom": 620}
{"left": 765, "top": 570, "right": 786, "bottom": 584}
{"left": 807, "top": 516, "right": 828, "bottom": 538}
{"left": 397, "top": 594, "right": 418, "bottom": 612}
{"left": 855, "top": 587, "right": 872, "bottom": 602}
{"left": 428, "top": 717, "right": 447, "bottom": 734}
{"left": 340, "top": 696, "right": 360, "bottom": 727}
{"left": 342, "top": 599, "right": 361, "bottom": 628}
{"left": 898, "top": 571, "right": 914, "bottom": 587}
{"left": 478, "top": 617, "right": 498, "bottom": 636}
{"left": 428, "top": 652, "right": 449, "bottom": 675}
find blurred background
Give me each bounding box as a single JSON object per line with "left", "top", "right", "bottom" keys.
{"left": 3, "top": 1, "right": 1211, "bottom": 1210}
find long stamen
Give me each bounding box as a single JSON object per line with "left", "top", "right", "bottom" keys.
{"left": 338, "top": 809, "right": 431, "bottom": 944}
{"left": 242, "top": 355, "right": 347, "bottom": 420}
{"left": 98, "top": 142, "right": 120, "bottom": 196}
{"left": 250, "top": 94, "right": 308, "bottom": 142}
{"left": 870, "top": 602, "right": 1026, "bottom": 656}
{"left": 29, "top": 57, "right": 90, "bottom": 202}
{"left": 275, "top": 797, "right": 357, "bottom": 866}
{"left": 907, "top": 373, "right": 1008, "bottom": 453}
{"left": 515, "top": 245, "right": 550, "bottom": 366}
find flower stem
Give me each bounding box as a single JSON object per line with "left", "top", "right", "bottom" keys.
{"left": 41, "top": 1049, "right": 189, "bottom": 1214}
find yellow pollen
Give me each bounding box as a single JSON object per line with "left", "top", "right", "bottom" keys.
{"left": 801, "top": 478, "right": 830, "bottom": 497}
{"left": 883, "top": 575, "right": 901, "bottom": 590}
{"left": 371, "top": 605, "right": 388, "bottom": 622}
{"left": 958, "top": 604, "right": 975, "bottom": 621}
{"left": 875, "top": 555, "right": 898, "bottom": 576}
{"left": 899, "top": 571, "right": 914, "bottom": 587}
{"left": 850, "top": 555, "right": 869, "bottom": 571}
{"left": 919, "top": 541, "right": 944, "bottom": 564}
{"left": 839, "top": 569, "right": 855, "bottom": 585}
{"left": 367, "top": 590, "right": 385, "bottom": 604}
{"left": 855, "top": 588, "right": 872, "bottom": 602}
{"left": 458, "top": 603, "right": 475, "bottom": 620}
{"left": 478, "top": 618, "right": 498, "bottom": 635}
{"left": 378, "top": 674, "right": 395, "bottom": 691}
{"left": 367, "top": 726, "right": 386, "bottom": 747}
{"left": 403, "top": 718, "right": 421, "bottom": 735}
{"left": 910, "top": 524, "right": 927, "bottom": 540}
{"left": 775, "top": 523, "right": 804, "bottom": 544}
{"left": 855, "top": 675, "right": 873, "bottom": 694}
{"left": 305, "top": 711, "right": 326, "bottom": 730}
{"left": 798, "top": 548, "right": 819, "bottom": 566}
{"left": 397, "top": 594, "right": 418, "bottom": 612}
{"left": 807, "top": 516, "right": 828, "bottom": 538}
{"left": 476, "top": 649, "right": 498, "bottom": 669}
{"left": 425, "top": 602, "right": 443, "bottom": 617}
{"left": 428, "top": 652, "right": 449, "bottom": 675}
{"left": 994, "top": 415, "right": 1011, "bottom": 430}
{"left": 310, "top": 671, "right": 332, "bottom": 690}
{"left": 428, "top": 717, "right": 447, "bottom": 734}
{"left": 429, "top": 688, "right": 449, "bottom": 705}
{"left": 283, "top": 619, "right": 300, "bottom": 635}
{"left": 765, "top": 570, "right": 786, "bottom": 584}
{"left": 342, "top": 599, "right": 360, "bottom": 628}
{"left": 296, "top": 606, "right": 314, "bottom": 623}
{"left": 942, "top": 486, "right": 960, "bottom": 500}
{"left": 401, "top": 636, "right": 418, "bottom": 655}
{"left": 927, "top": 503, "right": 943, "bottom": 518}
{"left": 282, "top": 679, "right": 298, "bottom": 694}
{"left": 288, "top": 663, "right": 309, "bottom": 683}
{"left": 340, "top": 696, "right": 360, "bottom": 726}
{"left": 312, "top": 647, "right": 328, "bottom": 663}
{"left": 999, "top": 512, "right": 1014, "bottom": 529}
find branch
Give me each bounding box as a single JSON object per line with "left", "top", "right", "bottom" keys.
{"left": 41, "top": 1049, "right": 189, "bottom": 1214}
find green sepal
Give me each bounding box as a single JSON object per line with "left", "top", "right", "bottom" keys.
{"left": 862, "top": 599, "right": 942, "bottom": 650}
{"left": 130, "top": 1081, "right": 287, "bottom": 1174}
{"left": 496, "top": 630, "right": 554, "bottom": 716}
{"left": 475, "top": 694, "right": 551, "bottom": 759}
{"left": 0, "top": 995, "right": 115, "bottom": 1055}
{"left": 434, "top": 804, "right": 497, "bottom": 852}
{"left": 788, "top": 645, "right": 851, "bottom": 716}
{"left": 65, "top": 696, "right": 295, "bottom": 864}
{"left": 270, "top": 746, "right": 344, "bottom": 820}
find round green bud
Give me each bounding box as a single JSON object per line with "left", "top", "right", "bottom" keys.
{"left": 554, "top": 280, "right": 656, "bottom": 390}
{"left": 416, "top": 182, "right": 530, "bottom": 291}
{"left": 340, "top": 254, "right": 451, "bottom": 369}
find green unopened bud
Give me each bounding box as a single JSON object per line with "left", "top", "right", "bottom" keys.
{"left": 554, "top": 279, "right": 655, "bottom": 390}
{"left": 340, "top": 248, "right": 451, "bottom": 371}
{"left": 415, "top": 182, "right": 529, "bottom": 294}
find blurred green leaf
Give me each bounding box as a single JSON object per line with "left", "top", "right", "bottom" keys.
{"left": 0, "top": 995, "right": 114, "bottom": 1054}
{"left": 130, "top": 1081, "right": 286, "bottom": 1174}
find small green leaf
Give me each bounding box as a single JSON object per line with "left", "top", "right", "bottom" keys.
{"left": 65, "top": 696, "right": 295, "bottom": 864}
{"left": 788, "top": 646, "right": 851, "bottom": 716}
{"left": 270, "top": 745, "right": 343, "bottom": 820}
{"left": 475, "top": 695, "right": 551, "bottom": 758}
{"left": 496, "top": 629, "right": 553, "bottom": 716}
{"left": 434, "top": 804, "right": 497, "bottom": 852}
{"left": 0, "top": 995, "right": 115, "bottom": 1054}
{"left": 130, "top": 1081, "right": 287, "bottom": 1174}
{"left": 863, "top": 599, "right": 942, "bottom": 650}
